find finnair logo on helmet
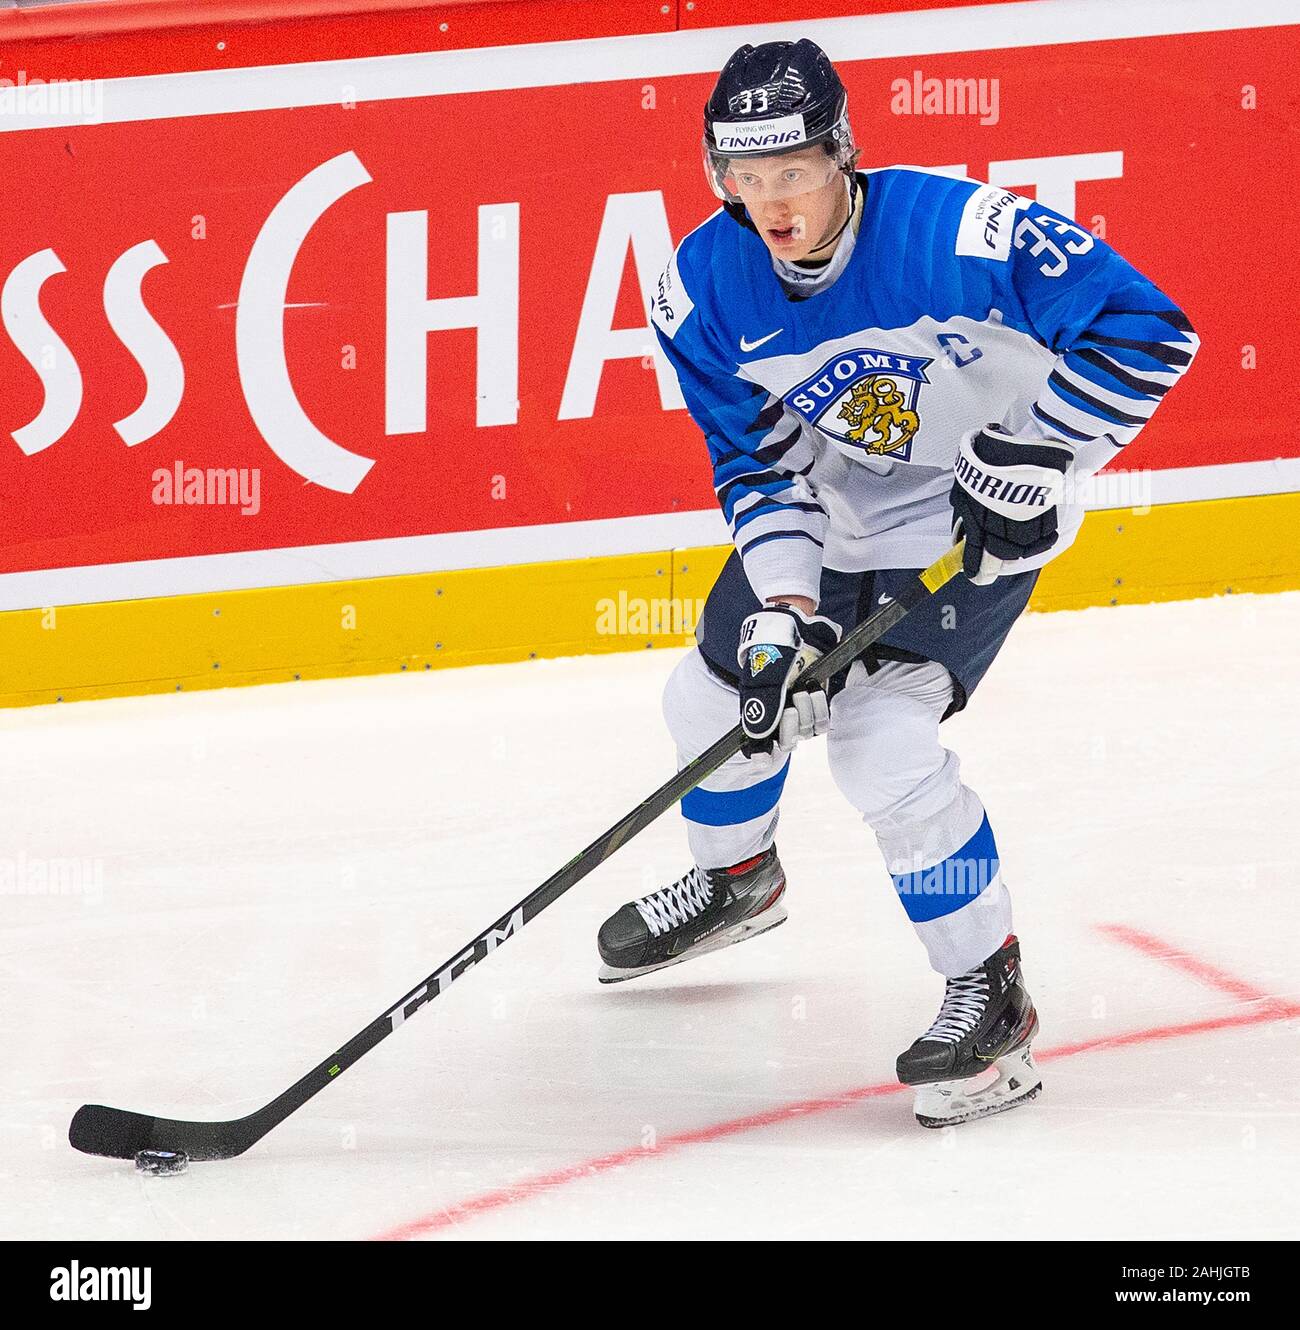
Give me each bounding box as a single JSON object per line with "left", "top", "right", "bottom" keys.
{"left": 713, "top": 112, "right": 807, "bottom": 153}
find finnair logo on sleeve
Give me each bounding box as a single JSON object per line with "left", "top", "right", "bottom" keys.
{"left": 650, "top": 251, "right": 694, "bottom": 339}
{"left": 955, "top": 184, "right": 1029, "bottom": 262}
{"left": 712, "top": 113, "right": 806, "bottom": 153}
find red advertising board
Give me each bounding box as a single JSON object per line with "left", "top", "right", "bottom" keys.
{"left": 1, "top": 3, "right": 1297, "bottom": 606}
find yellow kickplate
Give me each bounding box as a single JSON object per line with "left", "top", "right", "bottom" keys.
{"left": 1, "top": 491, "right": 1296, "bottom": 709}
{"left": 1031, "top": 491, "right": 1300, "bottom": 611}
{"left": 0, "top": 552, "right": 689, "bottom": 708}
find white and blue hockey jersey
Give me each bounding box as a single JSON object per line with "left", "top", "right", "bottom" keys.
{"left": 650, "top": 167, "right": 1199, "bottom": 604}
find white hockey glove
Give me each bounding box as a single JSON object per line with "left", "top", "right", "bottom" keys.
{"left": 951, "top": 424, "right": 1075, "bottom": 586}
{"left": 737, "top": 605, "right": 841, "bottom": 756}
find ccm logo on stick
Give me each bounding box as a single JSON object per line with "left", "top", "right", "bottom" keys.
{"left": 388, "top": 908, "right": 525, "bottom": 1030}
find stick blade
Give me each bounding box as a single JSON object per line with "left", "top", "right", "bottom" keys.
{"left": 69, "top": 1103, "right": 258, "bottom": 1161}
{"left": 69, "top": 1104, "right": 161, "bottom": 1159}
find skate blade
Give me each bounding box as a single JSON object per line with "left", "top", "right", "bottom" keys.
{"left": 597, "top": 903, "right": 788, "bottom": 985}
{"left": 913, "top": 1044, "right": 1041, "bottom": 1128}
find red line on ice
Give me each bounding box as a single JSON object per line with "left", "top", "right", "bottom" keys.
{"left": 1093, "top": 922, "right": 1292, "bottom": 1013}
{"left": 374, "top": 926, "right": 1298, "bottom": 1241}
{"left": 376, "top": 1079, "right": 907, "bottom": 1241}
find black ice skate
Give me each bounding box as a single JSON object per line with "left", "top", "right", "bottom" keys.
{"left": 896, "top": 934, "right": 1041, "bottom": 1128}
{"left": 597, "top": 848, "right": 787, "bottom": 983}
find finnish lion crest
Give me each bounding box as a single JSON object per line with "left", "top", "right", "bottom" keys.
{"left": 784, "top": 349, "right": 931, "bottom": 462}
{"left": 835, "top": 376, "right": 920, "bottom": 454}
{"left": 746, "top": 645, "right": 780, "bottom": 675}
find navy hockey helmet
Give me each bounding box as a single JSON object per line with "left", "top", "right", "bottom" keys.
{"left": 703, "top": 39, "right": 857, "bottom": 219}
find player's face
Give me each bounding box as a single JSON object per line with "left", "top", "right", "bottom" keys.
{"left": 725, "top": 149, "right": 846, "bottom": 261}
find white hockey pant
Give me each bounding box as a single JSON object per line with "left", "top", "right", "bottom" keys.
{"left": 663, "top": 649, "right": 1012, "bottom": 977}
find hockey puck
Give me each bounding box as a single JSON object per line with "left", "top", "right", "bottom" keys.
{"left": 134, "top": 1149, "right": 189, "bottom": 1176}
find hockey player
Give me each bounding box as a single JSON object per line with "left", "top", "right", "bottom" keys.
{"left": 597, "top": 40, "right": 1198, "bottom": 1125}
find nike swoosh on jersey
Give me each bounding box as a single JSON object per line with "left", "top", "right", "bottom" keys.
{"left": 739, "top": 329, "right": 784, "bottom": 352}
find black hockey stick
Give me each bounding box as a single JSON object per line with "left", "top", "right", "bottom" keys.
{"left": 69, "top": 542, "right": 966, "bottom": 1162}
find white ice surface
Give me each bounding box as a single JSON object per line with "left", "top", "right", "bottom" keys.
{"left": 3, "top": 591, "right": 1298, "bottom": 1240}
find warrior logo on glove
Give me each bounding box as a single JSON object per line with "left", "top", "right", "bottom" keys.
{"left": 950, "top": 424, "right": 1074, "bottom": 586}
{"left": 953, "top": 454, "right": 1056, "bottom": 510}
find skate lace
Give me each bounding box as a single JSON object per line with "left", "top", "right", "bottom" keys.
{"left": 923, "top": 970, "right": 990, "bottom": 1043}
{"left": 634, "top": 866, "right": 714, "bottom": 938}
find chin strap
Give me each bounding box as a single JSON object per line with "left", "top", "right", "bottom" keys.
{"left": 802, "top": 172, "right": 859, "bottom": 259}
{"left": 723, "top": 198, "right": 759, "bottom": 234}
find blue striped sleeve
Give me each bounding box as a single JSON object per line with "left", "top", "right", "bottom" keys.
{"left": 1001, "top": 204, "right": 1198, "bottom": 465}
{"left": 653, "top": 306, "right": 827, "bottom": 604}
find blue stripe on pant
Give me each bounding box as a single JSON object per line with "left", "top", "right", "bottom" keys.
{"left": 890, "top": 812, "right": 1000, "bottom": 922}
{"left": 681, "top": 760, "right": 791, "bottom": 827}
